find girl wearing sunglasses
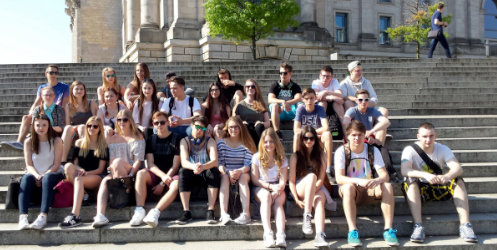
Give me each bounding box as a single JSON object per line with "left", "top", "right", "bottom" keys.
{"left": 288, "top": 125, "right": 329, "bottom": 247}
{"left": 98, "top": 67, "right": 125, "bottom": 105}
{"left": 59, "top": 116, "right": 109, "bottom": 228}
{"left": 202, "top": 82, "right": 231, "bottom": 140}
{"left": 234, "top": 79, "right": 270, "bottom": 145}
{"left": 92, "top": 110, "right": 145, "bottom": 227}
{"left": 61, "top": 81, "right": 98, "bottom": 163}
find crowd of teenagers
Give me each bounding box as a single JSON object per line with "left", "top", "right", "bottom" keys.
{"left": 2, "top": 61, "right": 478, "bottom": 248}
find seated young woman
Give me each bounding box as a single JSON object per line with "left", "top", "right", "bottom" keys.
{"left": 288, "top": 125, "right": 330, "bottom": 247}
{"left": 251, "top": 128, "right": 288, "bottom": 248}
{"left": 58, "top": 116, "right": 109, "bottom": 228}
{"left": 124, "top": 63, "right": 150, "bottom": 109}
{"left": 61, "top": 81, "right": 98, "bottom": 163}
{"left": 97, "top": 67, "right": 125, "bottom": 105}
{"left": 92, "top": 110, "right": 145, "bottom": 228}
{"left": 217, "top": 116, "right": 256, "bottom": 225}
{"left": 18, "top": 114, "right": 64, "bottom": 230}
{"left": 96, "top": 87, "right": 127, "bottom": 138}
{"left": 132, "top": 79, "right": 161, "bottom": 138}
{"left": 234, "top": 79, "right": 270, "bottom": 145}
{"left": 202, "top": 82, "right": 231, "bottom": 140}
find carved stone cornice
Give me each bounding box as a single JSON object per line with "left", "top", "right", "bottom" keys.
{"left": 65, "top": 0, "right": 81, "bottom": 31}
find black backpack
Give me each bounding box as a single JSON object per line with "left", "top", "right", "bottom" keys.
{"left": 167, "top": 96, "right": 194, "bottom": 117}
{"left": 344, "top": 143, "right": 399, "bottom": 182}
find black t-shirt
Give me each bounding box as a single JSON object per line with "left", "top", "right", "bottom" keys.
{"left": 145, "top": 133, "right": 181, "bottom": 173}
{"left": 218, "top": 82, "right": 243, "bottom": 104}
{"left": 268, "top": 80, "right": 302, "bottom": 101}
{"left": 71, "top": 147, "right": 109, "bottom": 172}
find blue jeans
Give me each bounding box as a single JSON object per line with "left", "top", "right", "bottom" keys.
{"left": 18, "top": 172, "right": 64, "bottom": 214}
{"left": 428, "top": 32, "right": 451, "bottom": 58}
{"left": 169, "top": 125, "right": 189, "bottom": 139}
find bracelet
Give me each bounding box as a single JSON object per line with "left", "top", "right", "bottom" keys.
{"left": 159, "top": 181, "right": 165, "bottom": 187}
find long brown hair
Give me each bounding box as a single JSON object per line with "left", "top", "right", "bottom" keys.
{"left": 68, "top": 81, "right": 89, "bottom": 117}
{"left": 31, "top": 114, "right": 56, "bottom": 155}
{"left": 222, "top": 116, "right": 256, "bottom": 153}
{"left": 137, "top": 79, "right": 159, "bottom": 126}
{"left": 258, "top": 128, "right": 285, "bottom": 172}
{"left": 79, "top": 116, "right": 108, "bottom": 159}
{"left": 295, "top": 125, "right": 323, "bottom": 179}
{"left": 244, "top": 79, "right": 267, "bottom": 112}
{"left": 102, "top": 67, "right": 120, "bottom": 98}
{"left": 115, "top": 109, "right": 142, "bottom": 139}
{"left": 131, "top": 63, "right": 150, "bottom": 91}
{"left": 103, "top": 87, "right": 120, "bottom": 117}
{"left": 204, "top": 82, "right": 229, "bottom": 124}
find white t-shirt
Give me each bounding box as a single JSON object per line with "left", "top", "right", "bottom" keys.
{"left": 334, "top": 143, "right": 384, "bottom": 179}
{"left": 252, "top": 152, "right": 288, "bottom": 183}
{"left": 311, "top": 78, "right": 340, "bottom": 93}
{"left": 160, "top": 96, "right": 201, "bottom": 119}
{"left": 401, "top": 143, "right": 455, "bottom": 182}
{"left": 132, "top": 100, "right": 158, "bottom": 128}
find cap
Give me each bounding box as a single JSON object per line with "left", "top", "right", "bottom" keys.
{"left": 347, "top": 61, "right": 361, "bottom": 72}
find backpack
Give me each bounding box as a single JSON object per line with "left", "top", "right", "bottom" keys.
{"left": 326, "top": 102, "right": 343, "bottom": 140}
{"left": 344, "top": 143, "right": 399, "bottom": 182}
{"left": 167, "top": 95, "right": 194, "bottom": 117}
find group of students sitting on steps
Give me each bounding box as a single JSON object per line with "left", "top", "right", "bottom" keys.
{"left": 3, "top": 61, "right": 478, "bottom": 248}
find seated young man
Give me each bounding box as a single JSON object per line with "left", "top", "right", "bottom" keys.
{"left": 268, "top": 62, "right": 302, "bottom": 139}
{"left": 343, "top": 89, "right": 390, "bottom": 146}
{"left": 215, "top": 68, "right": 244, "bottom": 106}
{"left": 176, "top": 115, "right": 220, "bottom": 224}
{"left": 129, "top": 111, "right": 181, "bottom": 227}
{"left": 311, "top": 65, "right": 345, "bottom": 127}
{"left": 293, "top": 88, "right": 333, "bottom": 174}
{"left": 335, "top": 120, "right": 398, "bottom": 247}
{"left": 401, "top": 122, "right": 477, "bottom": 243}
{"left": 160, "top": 76, "right": 202, "bottom": 139}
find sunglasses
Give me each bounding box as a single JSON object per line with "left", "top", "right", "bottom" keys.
{"left": 47, "top": 71, "right": 59, "bottom": 75}
{"left": 106, "top": 74, "right": 116, "bottom": 78}
{"left": 357, "top": 98, "right": 369, "bottom": 103}
{"left": 279, "top": 72, "right": 289, "bottom": 75}
{"left": 153, "top": 120, "right": 167, "bottom": 126}
{"left": 116, "top": 118, "right": 129, "bottom": 123}
{"left": 245, "top": 85, "right": 256, "bottom": 89}
{"left": 195, "top": 124, "right": 207, "bottom": 131}
{"left": 303, "top": 136, "right": 315, "bottom": 141}
{"left": 87, "top": 124, "right": 99, "bottom": 129}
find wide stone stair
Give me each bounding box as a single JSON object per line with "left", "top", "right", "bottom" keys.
{"left": 0, "top": 59, "right": 497, "bottom": 248}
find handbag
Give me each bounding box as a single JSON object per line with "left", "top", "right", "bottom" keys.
{"left": 427, "top": 29, "right": 440, "bottom": 39}
{"left": 401, "top": 144, "right": 459, "bottom": 202}
{"left": 107, "top": 176, "right": 135, "bottom": 209}
{"left": 53, "top": 180, "right": 74, "bottom": 208}
{"left": 227, "top": 182, "right": 243, "bottom": 219}
{"left": 5, "top": 177, "right": 21, "bottom": 209}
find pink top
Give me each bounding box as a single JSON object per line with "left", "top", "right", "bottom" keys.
{"left": 210, "top": 113, "right": 224, "bottom": 127}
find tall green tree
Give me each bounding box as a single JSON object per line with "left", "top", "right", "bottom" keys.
{"left": 387, "top": 1, "right": 452, "bottom": 59}
{"left": 204, "top": 0, "right": 300, "bottom": 60}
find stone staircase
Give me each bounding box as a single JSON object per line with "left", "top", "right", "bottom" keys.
{"left": 0, "top": 59, "right": 497, "bottom": 248}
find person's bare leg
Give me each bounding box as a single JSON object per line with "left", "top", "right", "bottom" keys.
{"left": 273, "top": 192, "right": 286, "bottom": 233}
{"left": 207, "top": 187, "right": 219, "bottom": 210}
{"left": 406, "top": 182, "right": 423, "bottom": 224}
{"left": 341, "top": 184, "right": 358, "bottom": 231}
{"left": 72, "top": 175, "right": 102, "bottom": 216}
{"left": 453, "top": 179, "right": 471, "bottom": 224}
{"left": 314, "top": 191, "right": 326, "bottom": 233}
{"left": 321, "top": 131, "right": 333, "bottom": 168}
{"left": 156, "top": 180, "right": 179, "bottom": 211}
{"left": 61, "top": 126, "right": 75, "bottom": 162}
{"left": 296, "top": 173, "right": 317, "bottom": 214}
{"left": 380, "top": 182, "right": 395, "bottom": 229}
{"left": 219, "top": 174, "right": 230, "bottom": 214}
{"left": 256, "top": 188, "right": 272, "bottom": 233}
{"left": 17, "top": 115, "right": 32, "bottom": 143}
{"left": 96, "top": 175, "right": 112, "bottom": 215}
{"left": 64, "top": 163, "right": 77, "bottom": 184}
{"left": 238, "top": 173, "right": 251, "bottom": 216}
{"left": 271, "top": 105, "right": 281, "bottom": 132}
{"left": 134, "top": 169, "right": 151, "bottom": 207}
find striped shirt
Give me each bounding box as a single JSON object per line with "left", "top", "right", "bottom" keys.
{"left": 217, "top": 139, "right": 252, "bottom": 171}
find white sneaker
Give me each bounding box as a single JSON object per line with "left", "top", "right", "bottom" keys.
{"left": 302, "top": 213, "right": 313, "bottom": 235}
{"left": 275, "top": 231, "right": 287, "bottom": 248}
{"left": 129, "top": 207, "right": 146, "bottom": 226}
{"left": 263, "top": 230, "right": 275, "bottom": 248}
{"left": 143, "top": 208, "right": 161, "bottom": 228}
{"left": 18, "top": 214, "right": 29, "bottom": 230}
{"left": 92, "top": 213, "right": 109, "bottom": 228}
{"left": 29, "top": 214, "right": 47, "bottom": 230}
{"left": 219, "top": 213, "right": 231, "bottom": 225}
{"left": 314, "top": 232, "right": 328, "bottom": 247}
{"left": 234, "top": 213, "right": 251, "bottom": 225}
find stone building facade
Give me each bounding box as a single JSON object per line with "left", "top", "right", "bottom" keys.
{"left": 65, "top": 0, "right": 488, "bottom": 63}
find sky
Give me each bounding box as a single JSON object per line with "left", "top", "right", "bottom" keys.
{"left": 0, "top": 1, "right": 72, "bottom": 64}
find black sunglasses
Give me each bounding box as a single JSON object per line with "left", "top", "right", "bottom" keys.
{"left": 87, "top": 124, "right": 99, "bottom": 129}
{"left": 279, "top": 72, "right": 289, "bottom": 75}
{"left": 245, "top": 85, "right": 256, "bottom": 89}
{"left": 303, "top": 136, "right": 315, "bottom": 141}
{"left": 47, "top": 71, "right": 59, "bottom": 75}
{"left": 357, "top": 98, "right": 369, "bottom": 103}
{"left": 116, "top": 118, "right": 129, "bottom": 123}
{"left": 153, "top": 120, "right": 167, "bottom": 126}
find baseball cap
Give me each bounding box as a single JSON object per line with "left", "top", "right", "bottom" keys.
{"left": 347, "top": 61, "right": 361, "bottom": 72}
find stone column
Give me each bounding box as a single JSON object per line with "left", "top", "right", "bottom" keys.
{"left": 300, "top": 0, "right": 316, "bottom": 26}
{"left": 141, "top": 0, "right": 160, "bottom": 28}
{"left": 126, "top": 0, "right": 140, "bottom": 43}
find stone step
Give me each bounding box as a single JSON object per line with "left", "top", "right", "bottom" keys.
{"left": 389, "top": 108, "right": 497, "bottom": 116}
{"left": 389, "top": 115, "right": 497, "bottom": 128}
{"left": 390, "top": 150, "right": 497, "bottom": 165}
{"left": 386, "top": 137, "right": 497, "bottom": 151}
{"left": 387, "top": 126, "right": 497, "bottom": 139}
{"left": 0, "top": 213, "right": 495, "bottom": 245}
{"left": 382, "top": 102, "right": 497, "bottom": 109}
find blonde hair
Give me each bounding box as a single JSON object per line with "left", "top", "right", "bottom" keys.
{"left": 222, "top": 116, "right": 257, "bottom": 153}
{"left": 115, "top": 109, "right": 142, "bottom": 139}
{"left": 258, "top": 128, "right": 285, "bottom": 172}
{"left": 102, "top": 67, "right": 120, "bottom": 93}
{"left": 79, "top": 116, "right": 107, "bottom": 159}
{"left": 244, "top": 79, "right": 267, "bottom": 112}
{"left": 68, "top": 81, "right": 89, "bottom": 117}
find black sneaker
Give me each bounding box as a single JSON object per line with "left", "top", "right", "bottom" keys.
{"left": 206, "top": 210, "right": 217, "bottom": 224}
{"left": 59, "top": 214, "right": 81, "bottom": 229}
{"left": 276, "top": 130, "right": 283, "bottom": 141}
{"left": 176, "top": 210, "right": 192, "bottom": 225}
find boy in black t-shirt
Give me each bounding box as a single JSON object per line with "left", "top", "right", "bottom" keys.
{"left": 216, "top": 68, "right": 244, "bottom": 107}
{"left": 129, "top": 111, "right": 181, "bottom": 228}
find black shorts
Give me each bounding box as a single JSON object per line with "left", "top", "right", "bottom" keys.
{"left": 178, "top": 167, "right": 221, "bottom": 192}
